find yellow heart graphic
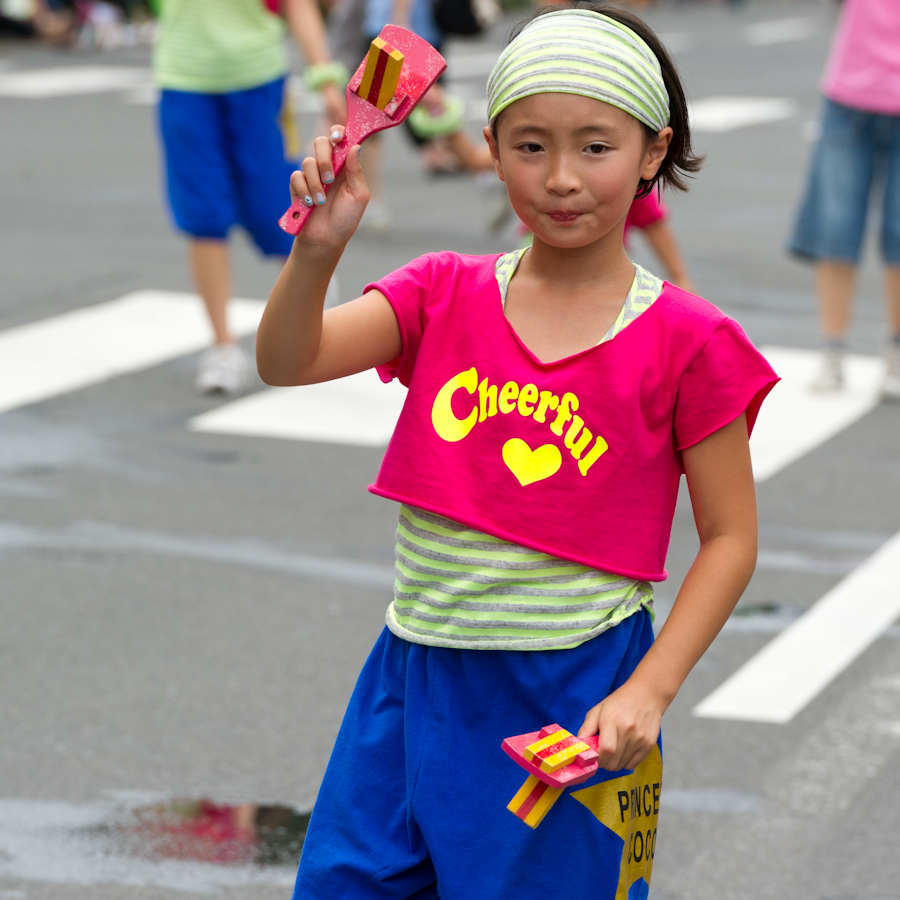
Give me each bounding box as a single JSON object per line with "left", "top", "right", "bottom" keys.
{"left": 502, "top": 439, "right": 562, "bottom": 487}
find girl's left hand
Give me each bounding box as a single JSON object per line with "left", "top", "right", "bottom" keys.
{"left": 577, "top": 678, "right": 665, "bottom": 772}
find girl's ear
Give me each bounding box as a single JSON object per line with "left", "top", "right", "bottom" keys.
{"left": 483, "top": 125, "right": 506, "bottom": 183}
{"left": 640, "top": 126, "right": 674, "bottom": 182}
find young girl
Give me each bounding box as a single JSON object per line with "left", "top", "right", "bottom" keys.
{"left": 258, "top": 5, "right": 778, "bottom": 897}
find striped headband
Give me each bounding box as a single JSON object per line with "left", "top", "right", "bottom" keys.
{"left": 487, "top": 9, "right": 670, "bottom": 133}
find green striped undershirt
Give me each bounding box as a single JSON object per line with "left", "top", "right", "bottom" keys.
{"left": 385, "top": 257, "right": 664, "bottom": 651}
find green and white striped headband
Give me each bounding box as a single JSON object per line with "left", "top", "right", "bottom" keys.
{"left": 487, "top": 9, "right": 670, "bottom": 133}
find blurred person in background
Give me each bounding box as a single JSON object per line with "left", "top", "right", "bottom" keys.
{"left": 0, "top": 0, "right": 157, "bottom": 46}
{"left": 152, "top": 0, "right": 346, "bottom": 394}
{"left": 0, "top": 0, "right": 76, "bottom": 41}
{"left": 788, "top": 0, "right": 900, "bottom": 399}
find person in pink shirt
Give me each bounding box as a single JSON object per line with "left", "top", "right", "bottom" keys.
{"left": 258, "top": 5, "right": 777, "bottom": 897}
{"left": 789, "top": 0, "right": 900, "bottom": 397}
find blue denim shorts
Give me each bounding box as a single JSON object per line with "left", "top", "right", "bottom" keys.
{"left": 158, "top": 78, "right": 296, "bottom": 257}
{"left": 789, "top": 98, "right": 900, "bottom": 265}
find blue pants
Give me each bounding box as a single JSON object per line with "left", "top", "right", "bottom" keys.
{"left": 293, "top": 612, "right": 660, "bottom": 900}
{"left": 158, "top": 78, "right": 296, "bottom": 257}
{"left": 790, "top": 98, "right": 900, "bottom": 265}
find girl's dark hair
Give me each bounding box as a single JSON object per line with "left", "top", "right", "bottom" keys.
{"left": 503, "top": 2, "right": 704, "bottom": 197}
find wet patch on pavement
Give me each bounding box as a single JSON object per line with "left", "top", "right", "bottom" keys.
{"left": 0, "top": 794, "right": 308, "bottom": 893}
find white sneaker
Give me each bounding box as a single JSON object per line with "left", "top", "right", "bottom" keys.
{"left": 881, "top": 343, "right": 900, "bottom": 401}
{"left": 195, "top": 343, "right": 253, "bottom": 395}
{"left": 810, "top": 345, "right": 845, "bottom": 392}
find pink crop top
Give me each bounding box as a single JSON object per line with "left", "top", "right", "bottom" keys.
{"left": 367, "top": 252, "right": 778, "bottom": 582}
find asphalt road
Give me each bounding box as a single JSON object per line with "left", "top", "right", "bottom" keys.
{"left": 2, "top": 2, "right": 900, "bottom": 898}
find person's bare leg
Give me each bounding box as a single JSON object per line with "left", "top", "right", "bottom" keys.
{"left": 811, "top": 260, "right": 856, "bottom": 390}
{"left": 190, "top": 239, "right": 252, "bottom": 393}
{"left": 885, "top": 266, "right": 900, "bottom": 335}
{"left": 189, "top": 239, "right": 232, "bottom": 343}
{"left": 815, "top": 260, "right": 856, "bottom": 340}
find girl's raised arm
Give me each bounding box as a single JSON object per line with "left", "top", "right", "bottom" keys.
{"left": 257, "top": 129, "right": 403, "bottom": 386}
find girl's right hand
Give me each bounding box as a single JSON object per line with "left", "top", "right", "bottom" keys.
{"left": 289, "top": 125, "right": 369, "bottom": 249}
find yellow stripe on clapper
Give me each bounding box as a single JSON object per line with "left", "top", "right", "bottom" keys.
{"left": 507, "top": 774, "right": 564, "bottom": 830}
{"left": 522, "top": 729, "right": 569, "bottom": 760}
{"left": 523, "top": 783, "right": 563, "bottom": 828}
{"left": 539, "top": 740, "right": 591, "bottom": 774}
{"left": 357, "top": 37, "right": 404, "bottom": 111}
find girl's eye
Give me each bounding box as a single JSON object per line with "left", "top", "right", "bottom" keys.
{"left": 586, "top": 143, "right": 607, "bottom": 155}
{"left": 519, "top": 143, "right": 543, "bottom": 153}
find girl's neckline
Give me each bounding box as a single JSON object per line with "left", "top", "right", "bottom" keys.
{"left": 494, "top": 249, "right": 665, "bottom": 366}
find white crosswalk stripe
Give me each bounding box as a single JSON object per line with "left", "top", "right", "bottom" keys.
{"left": 750, "top": 346, "right": 885, "bottom": 481}
{"left": 189, "top": 370, "right": 406, "bottom": 447}
{"left": 0, "top": 66, "right": 151, "bottom": 98}
{"left": 0, "top": 291, "right": 263, "bottom": 415}
{"left": 0, "top": 66, "right": 799, "bottom": 138}
{"left": 689, "top": 97, "right": 796, "bottom": 133}
{"left": 746, "top": 17, "right": 816, "bottom": 46}
{"left": 695, "top": 531, "right": 900, "bottom": 723}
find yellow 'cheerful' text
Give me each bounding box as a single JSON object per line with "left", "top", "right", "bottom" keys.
{"left": 431, "top": 367, "right": 609, "bottom": 476}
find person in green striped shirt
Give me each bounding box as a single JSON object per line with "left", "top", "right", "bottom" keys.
{"left": 152, "top": 0, "right": 346, "bottom": 393}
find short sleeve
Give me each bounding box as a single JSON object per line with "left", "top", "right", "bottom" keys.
{"left": 365, "top": 254, "right": 434, "bottom": 386}
{"left": 674, "top": 318, "right": 779, "bottom": 451}
{"left": 625, "top": 191, "right": 668, "bottom": 231}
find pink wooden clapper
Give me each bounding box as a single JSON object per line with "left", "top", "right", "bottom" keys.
{"left": 503, "top": 724, "right": 601, "bottom": 790}
{"left": 279, "top": 26, "right": 446, "bottom": 235}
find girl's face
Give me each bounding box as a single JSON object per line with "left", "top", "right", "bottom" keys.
{"left": 485, "top": 93, "right": 672, "bottom": 250}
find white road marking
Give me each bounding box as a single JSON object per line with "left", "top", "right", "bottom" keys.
{"left": 189, "top": 369, "right": 407, "bottom": 447}
{"left": 0, "top": 66, "right": 151, "bottom": 98}
{"left": 694, "top": 530, "right": 900, "bottom": 724}
{"left": 0, "top": 291, "right": 264, "bottom": 415}
{"left": 746, "top": 17, "right": 816, "bottom": 46}
{"left": 689, "top": 96, "right": 796, "bottom": 133}
{"left": 750, "top": 347, "right": 885, "bottom": 481}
